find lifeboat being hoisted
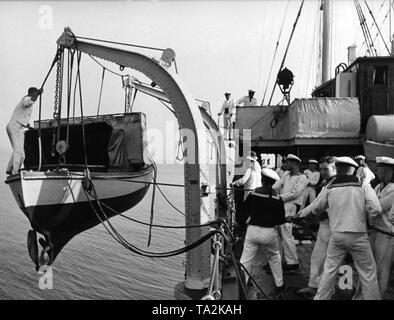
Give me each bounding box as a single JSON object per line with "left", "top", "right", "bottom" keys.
{"left": 5, "top": 113, "right": 154, "bottom": 269}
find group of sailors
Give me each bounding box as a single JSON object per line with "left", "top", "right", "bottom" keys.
{"left": 234, "top": 152, "right": 394, "bottom": 300}
{"left": 217, "top": 90, "right": 257, "bottom": 139}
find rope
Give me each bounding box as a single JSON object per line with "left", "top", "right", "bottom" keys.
{"left": 96, "top": 67, "right": 106, "bottom": 116}
{"left": 268, "top": 0, "right": 305, "bottom": 106}
{"left": 238, "top": 261, "right": 271, "bottom": 300}
{"left": 262, "top": 0, "right": 290, "bottom": 106}
{"left": 359, "top": 0, "right": 387, "bottom": 53}
{"left": 76, "top": 35, "right": 165, "bottom": 52}
{"left": 76, "top": 51, "right": 88, "bottom": 168}
{"left": 176, "top": 132, "right": 185, "bottom": 162}
{"left": 147, "top": 154, "right": 158, "bottom": 246}
{"left": 364, "top": 0, "right": 391, "bottom": 54}
{"left": 66, "top": 49, "right": 75, "bottom": 147}
{"left": 355, "top": 0, "right": 378, "bottom": 56}
{"left": 89, "top": 54, "right": 125, "bottom": 77}
{"left": 83, "top": 184, "right": 222, "bottom": 258}
{"left": 156, "top": 185, "right": 185, "bottom": 216}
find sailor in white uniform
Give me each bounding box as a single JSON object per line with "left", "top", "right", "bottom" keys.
{"left": 273, "top": 154, "right": 308, "bottom": 270}
{"left": 297, "top": 156, "right": 336, "bottom": 297}
{"left": 233, "top": 154, "right": 262, "bottom": 200}
{"left": 355, "top": 155, "right": 375, "bottom": 184}
{"left": 6, "top": 87, "right": 43, "bottom": 175}
{"left": 302, "top": 159, "right": 320, "bottom": 208}
{"left": 236, "top": 89, "right": 257, "bottom": 107}
{"left": 239, "top": 168, "right": 289, "bottom": 297}
{"left": 312, "top": 157, "right": 381, "bottom": 300}
{"left": 354, "top": 156, "right": 394, "bottom": 299}
{"left": 217, "top": 92, "right": 235, "bottom": 139}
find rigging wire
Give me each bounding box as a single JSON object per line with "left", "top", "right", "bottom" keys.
{"left": 268, "top": 0, "right": 305, "bottom": 106}
{"left": 364, "top": 0, "right": 391, "bottom": 54}
{"left": 96, "top": 67, "right": 106, "bottom": 116}
{"left": 75, "top": 35, "right": 165, "bottom": 52}
{"left": 76, "top": 51, "right": 88, "bottom": 168}
{"left": 261, "top": 0, "right": 290, "bottom": 106}
{"left": 359, "top": 0, "right": 386, "bottom": 52}
{"left": 306, "top": 3, "right": 320, "bottom": 96}
{"left": 355, "top": 0, "right": 378, "bottom": 56}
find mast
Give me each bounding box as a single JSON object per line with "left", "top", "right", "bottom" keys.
{"left": 322, "top": 0, "right": 332, "bottom": 83}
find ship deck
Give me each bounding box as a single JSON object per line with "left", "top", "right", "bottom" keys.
{"left": 246, "top": 240, "right": 394, "bottom": 300}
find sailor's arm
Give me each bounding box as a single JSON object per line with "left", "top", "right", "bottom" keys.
{"left": 280, "top": 175, "right": 308, "bottom": 202}
{"left": 299, "top": 185, "right": 327, "bottom": 218}
{"left": 364, "top": 183, "right": 382, "bottom": 223}
{"left": 388, "top": 201, "right": 394, "bottom": 226}
{"left": 310, "top": 187, "right": 329, "bottom": 216}
{"left": 22, "top": 96, "right": 34, "bottom": 107}
{"left": 308, "top": 172, "right": 320, "bottom": 186}
{"left": 233, "top": 168, "right": 251, "bottom": 186}
{"left": 217, "top": 102, "right": 226, "bottom": 115}
{"left": 376, "top": 186, "right": 394, "bottom": 213}
{"left": 236, "top": 97, "right": 245, "bottom": 105}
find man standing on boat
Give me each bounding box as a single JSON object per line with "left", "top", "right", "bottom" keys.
{"left": 217, "top": 92, "right": 235, "bottom": 140}
{"left": 273, "top": 154, "right": 308, "bottom": 271}
{"left": 302, "top": 159, "right": 321, "bottom": 208}
{"left": 6, "top": 87, "right": 43, "bottom": 175}
{"left": 232, "top": 152, "right": 262, "bottom": 201}
{"left": 311, "top": 157, "right": 381, "bottom": 300}
{"left": 353, "top": 156, "right": 394, "bottom": 300}
{"left": 355, "top": 155, "right": 375, "bottom": 185}
{"left": 239, "top": 168, "right": 289, "bottom": 298}
{"left": 236, "top": 89, "right": 257, "bottom": 107}
{"left": 296, "top": 156, "right": 336, "bottom": 298}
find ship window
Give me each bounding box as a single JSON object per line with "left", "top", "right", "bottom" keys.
{"left": 373, "top": 65, "right": 388, "bottom": 85}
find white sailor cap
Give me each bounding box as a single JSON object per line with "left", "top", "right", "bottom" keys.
{"left": 335, "top": 156, "right": 359, "bottom": 168}
{"left": 286, "top": 154, "right": 302, "bottom": 163}
{"left": 261, "top": 168, "right": 280, "bottom": 181}
{"left": 246, "top": 156, "right": 256, "bottom": 162}
{"left": 376, "top": 156, "right": 394, "bottom": 166}
{"left": 308, "top": 159, "right": 319, "bottom": 164}
{"left": 355, "top": 155, "right": 366, "bottom": 161}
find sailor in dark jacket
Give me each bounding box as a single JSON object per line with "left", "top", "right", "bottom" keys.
{"left": 239, "top": 168, "right": 289, "bottom": 294}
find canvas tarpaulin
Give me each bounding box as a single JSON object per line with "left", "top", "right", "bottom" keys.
{"left": 235, "top": 98, "right": 360, "bottom": 142}
{"left": 25, "top": 113, "right": 149, "bottom": 171}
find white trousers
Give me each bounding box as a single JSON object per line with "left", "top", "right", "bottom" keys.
{"left": 314, "top": 232, "right": 381, "bottom": 300}
{"left": 6, "top": 121, "right": 25, "bottom": 174}
{"left": 280, "top": 203, "right": 299, "bottom": 265}
{"left": 222, "top": 115, "right": 232, "bottom": 139}
{"left": 308, "top": 220, "right": 330, "bottom": 288}
{"left": 354, "top": 230, "right": 394, "bottom": 299}
{"left": 240, "top": 225, "right": 283, "bottom": 287}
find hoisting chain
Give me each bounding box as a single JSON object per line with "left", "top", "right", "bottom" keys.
{"left": 53, "top": 47, "right": 62, "bottom": 119}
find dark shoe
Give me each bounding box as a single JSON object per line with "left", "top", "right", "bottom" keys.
{"left": 282, "top": 263, "right": 300, "bottom": 271}
{"left": 274, "top": 285, "right": 285, "bottom": 299}
{"left": 297, "top": 286, "right": 317, "bottom": 297}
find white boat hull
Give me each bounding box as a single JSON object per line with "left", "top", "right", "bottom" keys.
{"left": 5, "top": 167, "right": 154, "bottom": 264}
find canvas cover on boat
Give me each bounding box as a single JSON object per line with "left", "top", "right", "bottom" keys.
{"left": 235, "top": 98, "right": 361, "bottom": 142}
{"left": 24, "top": 113, "right": 149, "bottom": 171}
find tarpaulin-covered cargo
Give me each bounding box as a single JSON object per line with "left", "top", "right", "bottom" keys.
{"left": 235, "top": 97, "right": 361, "bottom": 144}
{"left": 366, "top": 115, "right": 394, "bottom": 144}
{"left": 288, "top": 98, "right": 361, "bottom": 138}
{"left": 25, "top": 113, "right": 149, "bottom": 171}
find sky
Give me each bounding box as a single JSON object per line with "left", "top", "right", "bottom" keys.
{"left": 0, "top": 0, "right": 391, "bottom": 157}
